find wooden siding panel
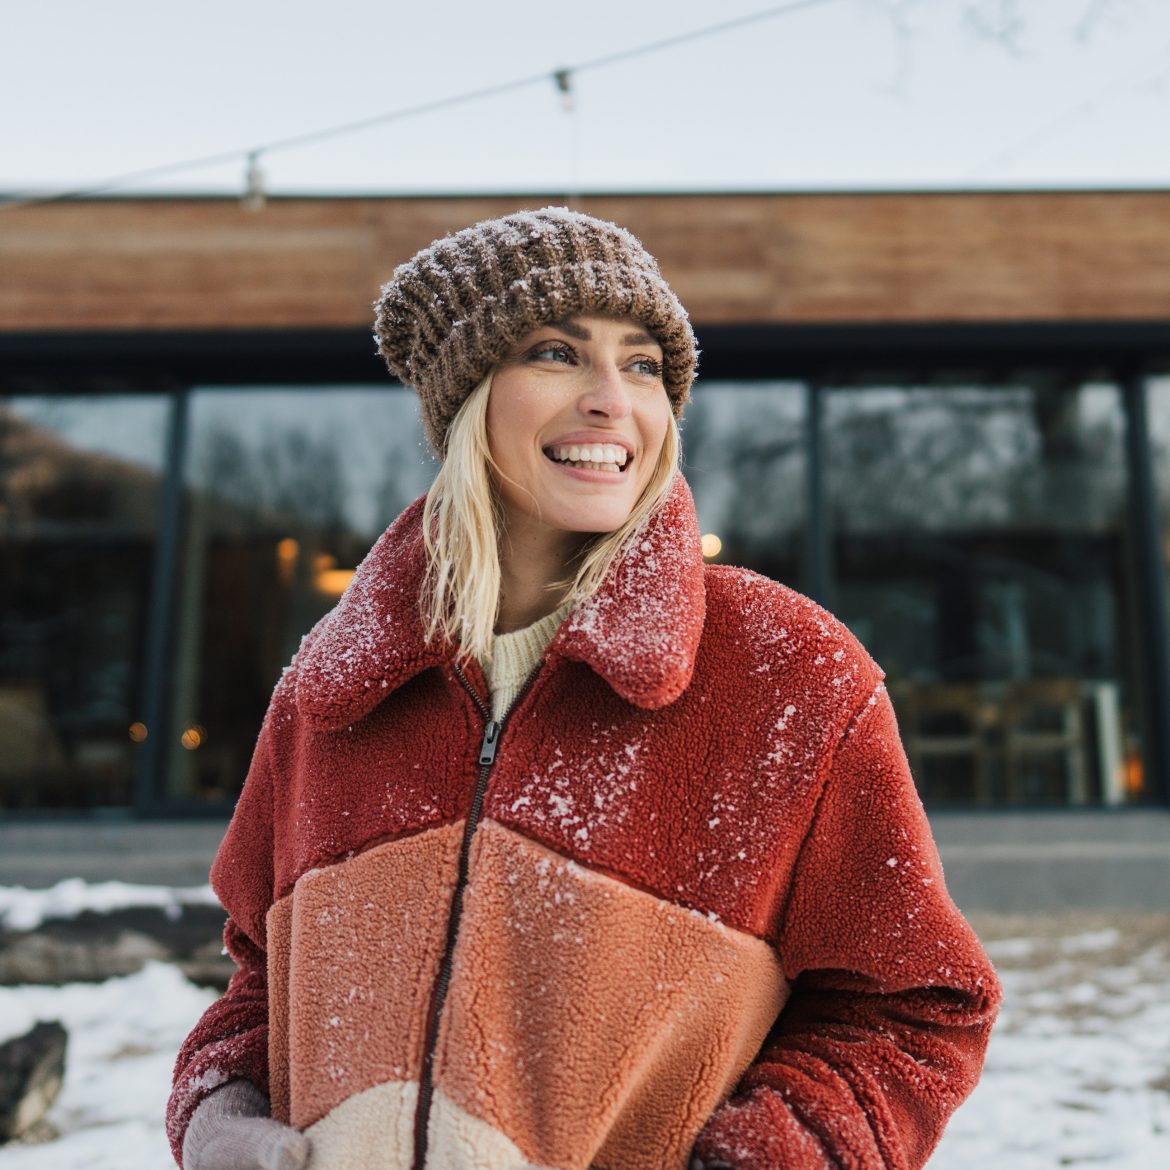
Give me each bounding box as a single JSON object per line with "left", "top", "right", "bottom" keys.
{"left": 1, "top": 192, "right": 1168, "bottom": 331}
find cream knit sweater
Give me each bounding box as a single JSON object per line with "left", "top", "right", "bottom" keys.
{"left": 477, "top": 600, "right": 574, "bottom": 719}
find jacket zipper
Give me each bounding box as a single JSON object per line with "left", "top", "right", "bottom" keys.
{"left": 411, "top": 660, "right": 543, "bottom": 1170}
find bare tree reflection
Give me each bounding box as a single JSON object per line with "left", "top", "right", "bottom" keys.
{"left": 194, "top": 422, "right": 347, "bottom": 535}
{"left": 683, "top": 386, "right": 806, "bottom": 571}
{"left": 826, "top": 382, "right": 1127, "bottom": 535}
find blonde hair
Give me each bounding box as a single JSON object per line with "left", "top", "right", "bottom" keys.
{"left": 421, "top": 370, "right": 681, "bottom": 662}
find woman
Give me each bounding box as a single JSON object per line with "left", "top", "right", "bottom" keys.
{"left": 169, "top": 207, "right": 1000, "bottom": 1170}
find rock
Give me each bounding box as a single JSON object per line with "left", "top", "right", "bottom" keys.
{"left": 7, "top": 1115, "right": 59, "bottom": 1146}
{"left": 0, "top": 1021, "right": 67, "bottom": 1142}
{"left": 0, "top": 929, "right": 170, "bottom": 984}
{"left": 0, "top": 903, "right": 227, "bottom": 985}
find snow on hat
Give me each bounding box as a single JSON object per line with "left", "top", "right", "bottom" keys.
{"left": 373, "top": 206, "right": 698, "bottom": 454}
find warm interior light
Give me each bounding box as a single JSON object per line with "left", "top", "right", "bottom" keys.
{"left": 701, "top": 533, "right": 722, "bottom": 559}
{"left": 276, "top": 538, "right": 299, "bottom": 586}
{"left": 1124, "top": 749, "right": 1144, "bottom": 799}
{"left": 180, "top": 725, "right": 207, "bottom": 751}
{"left": 315, "top": 568, "right": 355, "bottom": 597}
{"left": 128, "top": 722, "right": 148, "bottom": 743}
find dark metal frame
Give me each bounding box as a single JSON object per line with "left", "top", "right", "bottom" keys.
{"left": 1121, "top": 370, "right": 1170, "bottom": 805}
{"left": 804, "top": 380, "right": 830, "bottom": 610}
{"left": 134, "top": 387, "right": 190, "bottom": 814}
{"left": 3, "top": 319, "right": 1168, "bottom": 812}
{"left": 3, "top": 319, "right": 1170, "bottom": 385}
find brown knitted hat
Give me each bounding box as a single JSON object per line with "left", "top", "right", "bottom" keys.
{"left": 373, "top": 206, "right": 698, "bottom": 454}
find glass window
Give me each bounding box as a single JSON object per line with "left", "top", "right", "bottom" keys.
{"left": 0, "top": 394, "right": 170, "bottom": 809}
{"left": 824, "top": 377, "right": 1139, "bottom": 808}
{"left": 168, "top": 387, "right": 435, "bottom": 803}
{"left": 1149, "top": 374, "right": 1170, "bottom": 802}
{"left": 684, "top": 382, "right": 807, "bottom": 587}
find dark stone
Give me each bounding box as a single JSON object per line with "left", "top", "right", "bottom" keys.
{"left": 0, "top": 928, "right": 171, "bottom": 984}
{"left": 0, "top": 1021, "right": 68, "bottom": 1142}
{"left": 24, "top": 903, "right": 226, "bottom": 960}
{"left": 0, "top": 903, "right": 230, "bottom": 986}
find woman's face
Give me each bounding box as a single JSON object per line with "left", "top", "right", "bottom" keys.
{"left": 486, "top": 314, "right": 672, "bottom": 542}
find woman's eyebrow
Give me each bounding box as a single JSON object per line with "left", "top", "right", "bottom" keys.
{"left": 548, "top": 319, "right": 658, "bottom": 348}
{"left": 545, "top": 319, "right": 587, "bottom": 341}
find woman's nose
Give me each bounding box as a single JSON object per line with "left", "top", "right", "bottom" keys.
{"left": 578, "top": 363, "right": 632, "bottom": 419}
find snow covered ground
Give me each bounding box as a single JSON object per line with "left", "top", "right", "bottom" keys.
{"left": 0, "top": 889, "right": 1167, "bottom": 1169}
{"left": 930, "top": 916, "right": 1170, "bottom": 1169}
{"left": 0, "top": 962, "right": 215, "bottom": 1169}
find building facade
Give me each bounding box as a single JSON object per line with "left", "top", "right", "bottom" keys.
{"left": 2, "top": 192, "right": 1169, "bottom": 815}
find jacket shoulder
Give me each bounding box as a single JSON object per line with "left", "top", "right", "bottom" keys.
{"left": 702, "top": 564, "right": 884, "bottom": 713}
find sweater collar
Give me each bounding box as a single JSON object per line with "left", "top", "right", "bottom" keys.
{"left": 295, "top": 472, "right": 706, "bottom": 728}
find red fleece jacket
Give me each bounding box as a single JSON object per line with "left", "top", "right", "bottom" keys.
{"left": 168, "top": 472, "right": 999, "bottom": 1170}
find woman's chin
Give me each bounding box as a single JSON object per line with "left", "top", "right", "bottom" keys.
{"left": 543, "top": 498, "right": 638, "bottom": 536}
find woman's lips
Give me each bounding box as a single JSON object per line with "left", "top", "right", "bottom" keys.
{"left": 543, "top": 443, "right": 631, "bottom": 474}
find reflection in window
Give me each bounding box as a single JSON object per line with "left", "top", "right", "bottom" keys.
{"left": 170, "top": 387, "right": 435, "bottom": 803}
{"left": 684, "top": 382, "right": 806, "bottom": 587}
{"left": 0, "top": 395, "right": 169, "bottom": 809}
{"left": 825, "top": 379, "right": 1137, "bottom": 808}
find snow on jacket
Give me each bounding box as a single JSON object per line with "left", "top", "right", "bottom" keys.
{"left": 168, "top": 472, "right": 1000, "bottom": 1170}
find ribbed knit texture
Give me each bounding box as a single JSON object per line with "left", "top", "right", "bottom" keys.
{"left": 373, "top": 206, "right": 698, "bottom": 454}
{"left": 478, "top": 600, "right": 574, "bottom": 720}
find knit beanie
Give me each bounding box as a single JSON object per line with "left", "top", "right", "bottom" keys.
{"left": 373, "top": 206, "right": 698, "bottom": 454}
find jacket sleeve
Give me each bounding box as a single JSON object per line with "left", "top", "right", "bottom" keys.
{"left": 166, "top": 715, "right": 280, "bottom": 1167}
{"left": 692, "top": 681, "right": 1001, "bottom": 1170}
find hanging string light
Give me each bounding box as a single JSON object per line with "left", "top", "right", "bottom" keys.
{"left": 553, "top": 68, "right": 574, "bottom": 112}
{"left": 553, "top": 67, "right": 581, "bottom": 208}
{"left": 0, "top": 1, "right": 846, "bottom": 212}
{"left": 242, "top": 150, "right": 266, "bottom": 212}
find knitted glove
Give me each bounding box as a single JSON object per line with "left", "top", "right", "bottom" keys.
{"left": 182, "top": 1080, "right": 310, "bottom": 1170}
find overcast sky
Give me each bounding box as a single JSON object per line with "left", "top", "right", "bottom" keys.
{"left": 2, "top": 0, "right": 1167, "bottom": 200}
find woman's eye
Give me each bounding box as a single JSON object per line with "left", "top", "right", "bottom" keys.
{"left": 631, "top": 357, "right": 664, "bottom": 378}
{"left": 530, "top": 342, "right": 574, "bottom": 363}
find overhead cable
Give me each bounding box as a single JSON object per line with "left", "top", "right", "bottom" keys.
{"left": 0, "top": 0, "right": 845, "bottom": 212}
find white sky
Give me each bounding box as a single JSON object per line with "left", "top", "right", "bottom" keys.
{"left": 1, "top": 0, "right": 1168, "bottom": 200}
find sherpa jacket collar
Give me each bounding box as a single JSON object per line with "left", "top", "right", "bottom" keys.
{"left": 295, "top": 472, "right": 707, "bottom": 729}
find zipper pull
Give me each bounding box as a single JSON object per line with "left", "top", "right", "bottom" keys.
{"left": 479, "top": 720, "right": 501, "bottom": 765}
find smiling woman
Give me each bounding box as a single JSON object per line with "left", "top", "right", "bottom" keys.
{"left": 168, "top": 207, "right": 1000, "bottom": 1170}
{"left": 482, "top": 315, "right": 676, "bottom": 631}
{"left": 491, "top": 317, "right": 670, "bottom": 520}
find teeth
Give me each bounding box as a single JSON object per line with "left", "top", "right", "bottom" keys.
{"left": 549, "top": 443, "right": 628, "bottom": 467}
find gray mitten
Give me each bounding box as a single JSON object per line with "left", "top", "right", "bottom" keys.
{"left": 183, "top": 1080, "right": 310, "bottom": 1170}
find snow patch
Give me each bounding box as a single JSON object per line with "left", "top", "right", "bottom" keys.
{"left": 0, "top": 879, "right": 220, "bottom": 932}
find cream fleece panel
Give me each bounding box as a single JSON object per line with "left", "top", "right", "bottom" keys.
{"left": 434, "top": 820, "right": 790, "bottom": 1170}
{"left": 303, "top": 1080, "right": 417, "bottom": 1170}
{"left": 300, "top": 1076, "right": 559, "bottom": 1170}
{"left": 427, "top": 1087, "right": 559, "bottom": 1170}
